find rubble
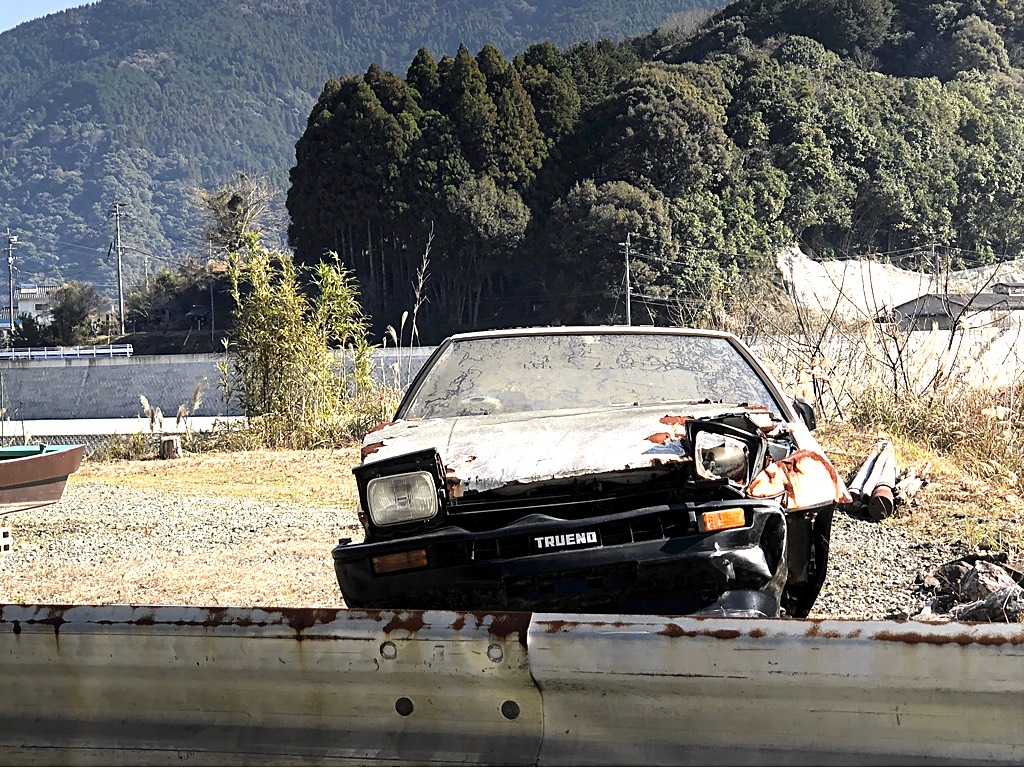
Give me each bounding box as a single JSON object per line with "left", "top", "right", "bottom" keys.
{"left": 950, "top": 586, "right": 1024, "bottom": 622}
{"left": 844, "top": 440, "right": 930, "bottom": 521}
{"left": 912, "top": 554, "right": 1024, "bottom": 622}
{"left": 958, "top": 560, "right": 1018, "bottom": 601}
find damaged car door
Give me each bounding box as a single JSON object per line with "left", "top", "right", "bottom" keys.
{"left": 333, "top": 326, "right": 849, "bottom": 618}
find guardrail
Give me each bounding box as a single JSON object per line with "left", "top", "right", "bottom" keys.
{"left": 0, "top": 344, "right": 133, "bottom": 360}
{"left": 1, "top": 604, "right": 1022, "bottom": 765}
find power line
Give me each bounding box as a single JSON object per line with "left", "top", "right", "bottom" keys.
{"left": 629, "top": 231, "right": 765, "bottom": 262}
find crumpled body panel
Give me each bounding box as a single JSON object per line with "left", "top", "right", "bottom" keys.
{"left": 365, "top": 403, "right": 760, "bottom": 494}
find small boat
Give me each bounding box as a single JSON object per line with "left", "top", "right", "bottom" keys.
{"left": 0, "top": 444, "right": 85, "bottom": 516}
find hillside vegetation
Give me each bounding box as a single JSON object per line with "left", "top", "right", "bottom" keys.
{"left": 287, "top": 0, "right": 1024, "bottom": 340}
{"left": 0, "top": 0, "right": 707, "bottom": 291}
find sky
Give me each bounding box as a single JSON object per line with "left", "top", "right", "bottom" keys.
{"left": 0, "top": 1, "right": 89, "bottom": 34}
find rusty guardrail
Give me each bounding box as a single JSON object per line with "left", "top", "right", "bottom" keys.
{"left": 528, "top": 614, "right": 1024, "bottom": 765}
{"left": 2, "top": 604, "right": 1022, "bottom": 765}
{"left": 0, "top": 605, "right": 540, "bottom": 765}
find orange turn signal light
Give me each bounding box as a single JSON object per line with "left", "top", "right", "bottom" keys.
{"left": 372, "top": 549, "right": 428, "bottom": 574}
{"left": 699, "top": 508, "right": 746, "bottom": 533}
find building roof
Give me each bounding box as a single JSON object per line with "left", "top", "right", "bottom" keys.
{"left": 16, "top": 282, "right": 60, "bottom": 300}
{"left": 993, "top": 281, "right": 1024, "bottom": 294}
{"left": 886, "top": 292, "right": 1024, "bottom": 319}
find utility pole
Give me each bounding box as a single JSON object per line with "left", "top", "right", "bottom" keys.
{"left": 109, "top": 202, "right": 126, "bottom": 335}
{"left": 206, "top": 240, "right": 216, "bottom": 344}
{"left": 623, "top": 232, "right": 632, "bottom": 326}
{"left": 6, "top": 230, "right": 17, "bottom": 334}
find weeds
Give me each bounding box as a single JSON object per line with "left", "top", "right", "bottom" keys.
{"left": 88, "top": 234, "right": 402, "bottom": 461}
{"left": 963, "top": 518, "right": 1024, "bottom": 559}
{"left": 91, "top": 433, "right": 158, "bottom": 461}
{"left": 175, "top": 385, "right": 204, "bottom": 433}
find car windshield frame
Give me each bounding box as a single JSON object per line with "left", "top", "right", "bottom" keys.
{"left": 396, "top": 328, "right": 792, "bottom": 421}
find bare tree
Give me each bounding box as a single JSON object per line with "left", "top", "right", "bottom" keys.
{"left": 197, "top": 173, "right": 278, "bottom": 253}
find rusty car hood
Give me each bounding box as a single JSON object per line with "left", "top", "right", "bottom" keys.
{"left": 361, "top": 403, "right": 774, "bottom": 494}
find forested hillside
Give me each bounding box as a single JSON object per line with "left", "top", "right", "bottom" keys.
{"left": 662, "top": 0, "right": 1024, "bottom": 78}
{"left": 0, "top": 0, "right": 705, "bottom": 293}
{"left": 287, "top": 0, "right": 1024, "bottom": 340}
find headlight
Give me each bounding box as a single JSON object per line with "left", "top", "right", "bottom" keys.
{"left": 366, "top": 471, "right": 439, "bottom": 526}
{"left": 693, "top": 431, "right": 750, "bottom": 484}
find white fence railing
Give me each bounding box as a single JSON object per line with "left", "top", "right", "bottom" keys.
{"left": 0, "top": 344, "right": 133, "bottom": 360}
{"left": 2, "top": 604, "right": 1021, "bottom": 765}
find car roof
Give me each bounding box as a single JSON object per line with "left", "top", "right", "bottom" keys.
{"left": 445, "top": 325, "right": 738, "bottom": 342}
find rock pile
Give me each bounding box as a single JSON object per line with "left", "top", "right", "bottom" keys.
{"left": 914, "top": 554, "right": 1024, "bottom": 622}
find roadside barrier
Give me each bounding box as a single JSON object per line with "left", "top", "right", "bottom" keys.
{"left": 0, "top": 344, "right": 133, "bottom": 360}
{"left": 528, "top": 614, "right": 1024, "bottom": 765}
{"left": 2, "top": 604, "right": 1022, "bottom": 765}
{"left": 0, "top": 605, "right": 540, "bottom": 765}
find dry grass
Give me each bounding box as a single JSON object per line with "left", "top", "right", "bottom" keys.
{"left": 816, "top": 422, "right": 1024, "bottom": 558}
{"left": 72, "top": 445, "right": 363, "bottom": 508}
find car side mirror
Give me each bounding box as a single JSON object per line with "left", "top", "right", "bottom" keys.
{"left": 793, "top": 397, "right": 817, "bottom": 432}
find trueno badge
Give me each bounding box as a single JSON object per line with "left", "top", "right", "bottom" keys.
{"left": 533, "top": 531, "right": 599, "bottom": 550}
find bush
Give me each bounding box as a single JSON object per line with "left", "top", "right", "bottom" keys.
{"left": 224, "top": 235, "right": 384, "bottom": 448}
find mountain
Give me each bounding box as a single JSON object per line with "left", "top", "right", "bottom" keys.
{"left": 0, "top": 0, "right": 721, "bottom": 293}
{"left": 658, "top": 0, "right": 1024, "bottom": 77}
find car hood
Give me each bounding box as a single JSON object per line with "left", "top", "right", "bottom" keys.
{"left": 361, "top": 403, "right": 781, "bottom": 494}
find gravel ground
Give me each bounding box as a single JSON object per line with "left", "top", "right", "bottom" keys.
{"left": 0, "top": 482, "right": 360, "bottom": 607}
{"left": 0, "top": 479, "right": 962, "bottom": 619}
{"left": 809, "top": 509, "right": 961, "bottom": 620}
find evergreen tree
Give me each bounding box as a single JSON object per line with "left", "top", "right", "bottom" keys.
{"left": 476, "top": 45, "right": 546, "bottom": 189}
{"left": 407, "top": 46, "right": 440, "bottom": 107}
{"left": 436, "top": 44, "right": 499, "bottom": 175}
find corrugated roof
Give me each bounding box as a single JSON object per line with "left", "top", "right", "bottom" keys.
{"left": 887, "top": 292, "right": 1024, "bottom": 317}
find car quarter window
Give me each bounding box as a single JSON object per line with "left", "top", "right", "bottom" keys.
{"left": 400, "top": 333, "right": 784, "bottom": 419}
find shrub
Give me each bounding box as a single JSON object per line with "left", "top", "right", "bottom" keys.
{"left": 224, "top": 235, "right": 379, "bottom": 448}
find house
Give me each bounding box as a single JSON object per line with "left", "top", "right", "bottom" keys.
{"left": 0, "top": 281, "right": 61, "bottom": 328}
{"left": 15, "top": 281, "right": 61, "bottom": 322}
{"left": 992, "top": 281, "right": 1024, "bottom": 296}
{"left": 878, "top": 291, "right": 1024, "bottom": 332}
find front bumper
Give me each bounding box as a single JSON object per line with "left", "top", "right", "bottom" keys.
{"left": 333, "top": 501, "right": 789, "bottom": 616}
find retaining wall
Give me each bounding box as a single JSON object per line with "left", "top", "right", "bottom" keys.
{"left": 0, "top": 348, "right": 435, "bottom": 421}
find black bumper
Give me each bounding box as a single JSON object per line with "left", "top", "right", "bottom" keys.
{"left": 333, "top": 501, "right": 790, "bottom": 616}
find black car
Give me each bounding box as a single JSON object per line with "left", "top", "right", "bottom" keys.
{"left": 333, "top": 326, "right": 849, "bottom": 618}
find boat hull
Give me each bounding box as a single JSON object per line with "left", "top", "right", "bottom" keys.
{"left": 0, "top": 445, "right": 86, "bottom": 516}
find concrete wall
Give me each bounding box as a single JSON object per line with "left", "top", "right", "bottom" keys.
{"left": 0, "top": 348, "right": 435, "bottom": 421}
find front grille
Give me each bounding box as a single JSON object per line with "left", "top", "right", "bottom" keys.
{"left": 447, "top": 471, "right": 691, "bottom": 519}
{"left": 427, "top": 506, "right": 697, "bottom": 569}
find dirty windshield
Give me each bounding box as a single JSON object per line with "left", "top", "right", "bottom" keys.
{"left": 400, "top": 333, "right": 784, "bottom": 419}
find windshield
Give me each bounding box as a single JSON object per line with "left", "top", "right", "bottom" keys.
{"left": 399, "top": 332, "right": 785, "bottom": 420}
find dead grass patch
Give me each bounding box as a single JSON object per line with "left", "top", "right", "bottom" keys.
{"left": 817, "top": 422, "right": 1024, "bottom": 557}
{"left": 73, "top": 445, "right": 362, "bottom": 507}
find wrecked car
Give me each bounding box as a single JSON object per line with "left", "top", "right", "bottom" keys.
{"left": 333, "top": 326, "right": 850, "bottom": 618}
